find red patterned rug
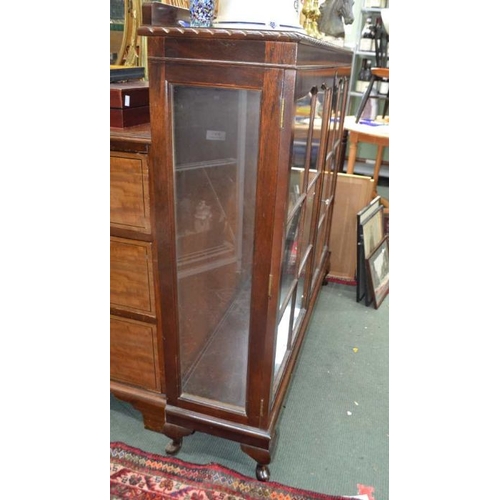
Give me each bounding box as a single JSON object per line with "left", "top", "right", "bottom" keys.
{"left": 110, "top": 442, "right": 354, "bottom": 500}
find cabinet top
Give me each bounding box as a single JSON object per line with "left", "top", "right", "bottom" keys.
{"left": 140, "top": 25, "right": 350, "bottom": 51}
{"left": 138, "top": 26, "right": 352, "bottom": 69}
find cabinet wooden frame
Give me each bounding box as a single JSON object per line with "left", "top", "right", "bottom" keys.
{"left": 138, "top": 25, "right": 351, "bottom": 481}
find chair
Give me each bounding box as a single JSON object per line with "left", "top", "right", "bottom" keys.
{"left": 355, "top": 19, "right": 389, "bottom": 123}
{"left": 354, "top": 67, "right": 389, "bottom": 123}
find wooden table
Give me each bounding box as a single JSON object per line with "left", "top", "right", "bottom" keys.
{"left": 343, "top": 116, "right": 389, "bottom": 209}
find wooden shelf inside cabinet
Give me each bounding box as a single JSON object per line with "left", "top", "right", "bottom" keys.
{"left": 138, "top": 24, "right": 352, "bottom": 481}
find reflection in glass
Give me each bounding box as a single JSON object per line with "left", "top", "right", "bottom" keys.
{"left": 275, "top": 299, "right": 292, "bottom": 377}
{"left": 278, "top": 209, "right": 302, "bottom": 310}
{"left": 299, "top": 179, "right": 316, "bottom": 263}
{"left": 289, "top": 89, "right": 323, "bottom": 213}
{"left": 110, "top": 0, "right": 125, "bottom": 64}
{"left": 172, "top": 85, "right": 261, "bottom": 411}
{"left": 313, "top": 214, "right": 327, "bottom": 281}
{"left": 292, "top": 265, "right": 307, "bottom": 339}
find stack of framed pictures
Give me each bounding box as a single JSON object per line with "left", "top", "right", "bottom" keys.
{"left": 356, "top": 196, "right": 389, "bottom": 309}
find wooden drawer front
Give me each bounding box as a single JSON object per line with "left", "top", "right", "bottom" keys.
{"left": 110, "top": 152, "right": 151, "bottom": 233}
{"left": 110, "top": 316, "right": 160, "bottom": 391}
{"left": 110, "top": 237, "right": 156, "bottom": 315}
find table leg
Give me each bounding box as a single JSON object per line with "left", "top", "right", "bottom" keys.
{"left": 372, "top": 145, "right": 385, "bottom": 198}
{"left": 346, "top": 135, "right": 358, "bottom": 175}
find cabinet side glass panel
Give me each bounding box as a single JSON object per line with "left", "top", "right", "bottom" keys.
{"left": 171, "top": 85, "right": 261, "bottom": 411}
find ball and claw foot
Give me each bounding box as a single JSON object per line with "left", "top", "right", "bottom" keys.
{"left": 256, "top": 464, "right": 270, "bottom": 482}
{"left": 165, "top": 438, "right": 182, "bottom": 455}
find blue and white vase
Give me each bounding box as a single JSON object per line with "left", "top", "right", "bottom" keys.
{"left": 190, "top": 0, "right": 215, "bottom": 27}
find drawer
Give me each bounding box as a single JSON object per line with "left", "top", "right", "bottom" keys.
{"left": 110, "top": 237, "right": 156, "bottom": 316}
{"left": 110, "top": 152, "right": 151, "bottom": 233}
{"left": 110, "top": 315, "right": 160, "bottom": 391}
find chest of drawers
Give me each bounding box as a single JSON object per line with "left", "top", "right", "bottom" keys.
{"left": 110, "top": 123, "right": 166, "bottom": 432}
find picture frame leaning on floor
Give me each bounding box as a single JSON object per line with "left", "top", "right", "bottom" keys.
{"left": 356, "top": 196, "right": 383, "bottom": 305}
{"left": 366, "top": 234, "right": 389, "bottom": 309}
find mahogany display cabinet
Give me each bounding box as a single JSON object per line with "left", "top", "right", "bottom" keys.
{"left": 136, "top": 25, "right": 351, "bottom": 481}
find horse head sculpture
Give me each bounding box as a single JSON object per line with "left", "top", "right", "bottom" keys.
{"left": 318, "top": 0, "right": 355, "bottom": 38}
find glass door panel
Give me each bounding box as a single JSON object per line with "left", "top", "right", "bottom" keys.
{"left": 275, "top": 297, "right": 292, "bottom": 379}
{"left": 172, "top": 85, "right": 261, "bottom": 411}
{"left": 289, "top": 88, "right": 320, "bottom": 216}
{"left": 273, "top": 85, "right": 327, "bottom": 391}
{"left": 292, "top": 261, "right": 307, "bottom": 339}
{"left": 278, "top": 209, "right": 302, "bottom": 310}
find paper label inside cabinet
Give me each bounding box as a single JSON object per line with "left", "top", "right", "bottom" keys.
{"left": 206, "top": 130, "right": 226, "bottom": 141}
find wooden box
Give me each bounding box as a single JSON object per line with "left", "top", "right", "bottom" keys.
{"left": 142, "top": 3, "right": 190, "bottom": 26}
{"left": 110, "top": 81, "right": 149, "bottom": 108}
{"left": 110, "top": 82, "right": 150, "bottom": 127}
{"left": 110, "top": 106, "right": 150, "bottom": 128}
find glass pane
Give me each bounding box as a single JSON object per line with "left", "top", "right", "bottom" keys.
{"left": 172, "top": 85, "right": 261, "bottom": 411}
{"left": 292, "top": 262, "right": 307, "bottom": 341}
{"left": 313, "top": 215, "right": 327, "bottom": 280}
{"left": 300, "top": 185, "right": 314, "bottom": 266}
{"left": 275, "top": 297, "right": 292, "bottom": 378}
{"left": 278, "top": 208, "right": 302, "bottom": 310}
{"left": 289, "top": 89, "right": 323, "bottom": 216}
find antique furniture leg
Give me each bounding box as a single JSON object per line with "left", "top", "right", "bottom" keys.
{"left": 240, "top": 444, "right": 271, "bottom": 481}
{"left": 164, "top": 422, "right": 195, "bottom": 455}
{"left": 240, "top": 428, "right": 278, "bottom": 481}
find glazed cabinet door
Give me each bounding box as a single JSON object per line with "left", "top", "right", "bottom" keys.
{"left": 171, "top": 84, "right": 261, "bottom": 411}
{"left": 151, "top": 57, "right": 286, "bottom": 428}
{"left": 273, "top": 73, "right": 350, "bottom": 395}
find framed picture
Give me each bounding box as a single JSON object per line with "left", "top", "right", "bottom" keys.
{"left": 356, "top": 198, "right": 384, "bottom": 304}
{"left": 356, "top": 196, "right": 381, "bottom": 303}
{"left": 362, "top": 205, "right": 384, "bottom": 258}
{"left": 366, "top": 235, "right": 389, "bottom": 309}
{"left": 358, "top": 195, "right": 381, "bottom": 224}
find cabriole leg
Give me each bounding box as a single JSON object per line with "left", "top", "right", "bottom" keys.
{"left": 163, "top": 422, "right": 194, "bottom": 455}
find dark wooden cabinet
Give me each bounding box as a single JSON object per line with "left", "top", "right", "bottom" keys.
{"left": 129, "top": 26, "right": 351, "bottom": 481}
